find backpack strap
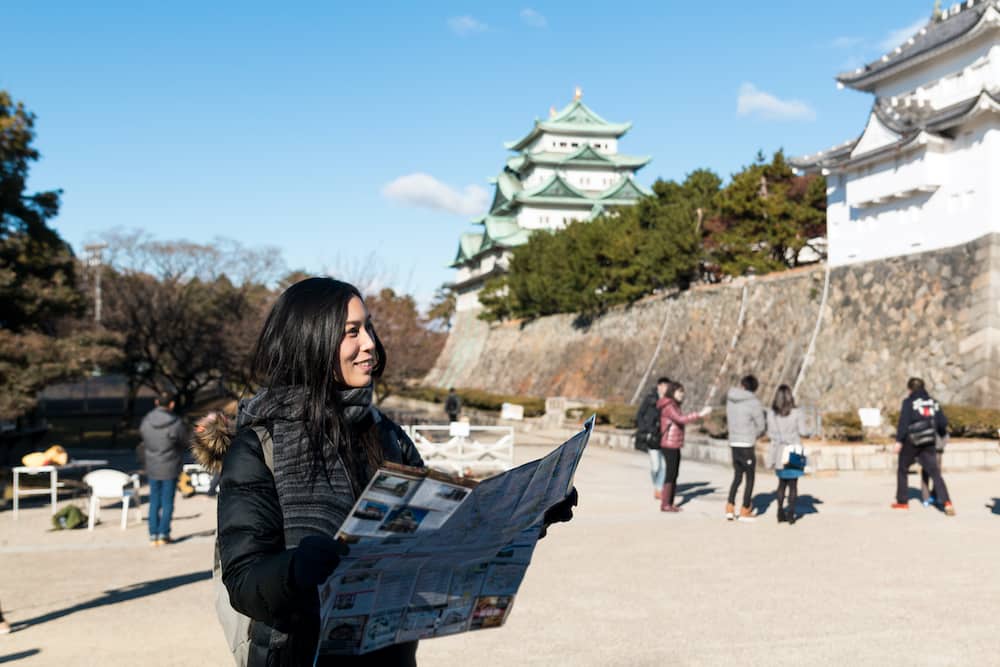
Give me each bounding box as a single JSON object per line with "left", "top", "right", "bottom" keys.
{"left": 250, "top": 425, "right": 274, "bottom": 472}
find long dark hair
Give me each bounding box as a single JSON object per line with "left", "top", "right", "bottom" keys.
{"left": 250, "top": 277, "right": 387, "bottom": 479}
{"left": 772, "top": 384, "right": 796, "bottom": 417}
{"left": 666, "top": 381, "right": 685, "bottom": 404}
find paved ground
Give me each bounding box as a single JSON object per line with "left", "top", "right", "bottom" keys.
{"left": 2, "top": 433, "right": 999, "bottom": 666}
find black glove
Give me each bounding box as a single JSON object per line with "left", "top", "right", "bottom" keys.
{"left": 539, "top": 487, "right": 578, "bottom": 538}
{"left": 291, "top": 535, "right": 350, "bottom": 590}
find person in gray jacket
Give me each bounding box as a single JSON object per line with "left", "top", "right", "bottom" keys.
{"left": 766, "top": 385, "right": 812, "bottom": 524}
{"left": 139, "top": 392, "right": 189, "bottom": 545}
{"left": 725, "top": 375, "right": 766, "bottom": 521}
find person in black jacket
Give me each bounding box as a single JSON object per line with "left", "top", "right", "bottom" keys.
{"left": 200, "top": 277, "right": 576, "bottom": 666}
{"left": 444, "top": 388, "right": 461, "bottom": 423}
{"left": 635, "top": 377, "right": 670, "bottom": 500}
{"left": 892, "top": 377, "right": 954, "bottom": 515}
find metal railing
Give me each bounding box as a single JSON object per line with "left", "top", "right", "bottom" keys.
{"left": 405, "top": 424, "right": 515, "bottom": 478}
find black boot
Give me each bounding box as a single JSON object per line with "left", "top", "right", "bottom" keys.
{"left": 777, "top": 506, "right": 787, "bottom": 523}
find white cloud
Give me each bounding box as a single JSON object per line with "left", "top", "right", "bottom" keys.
{"left": 737, "top": 83, "right": 816, "bottom": 121}
{"left": 520, "top": 8, "right": 547, "bottom": 28}
{"left": 448, "top": 15, "right": 488, "bottom": 37}
{"left": 879, "top": 17, "right": 926, "bottom": 52}
{"left": 382, "top": 173, "right": 490, "bottom": 217}
{"left": 830, "top": 36, "right": 862, "bottom": 49}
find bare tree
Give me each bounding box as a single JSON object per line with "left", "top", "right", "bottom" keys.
{"left": 99, "top": 233, "right": 280, "bottom": 414}
{"left": 366, "top": 288, "right": 446, "bottom": 401}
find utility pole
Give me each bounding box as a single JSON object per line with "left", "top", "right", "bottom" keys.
{"left": 83, "top": 243, "right": 108, "bottom": 325}
{"left": 82, "top": 243, "right": 108, "bottom": 413}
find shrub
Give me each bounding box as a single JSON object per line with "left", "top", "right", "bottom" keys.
{"left": 699, "top": 411, "right": 728, "bottom": 439}
{"left": 567, "top": 402, "right": 636, "bottom": 429}
{"left": 849, "top": 404, "right": 1000, "bottom": 441}
{"left": 395, "top": 386, "right": 545, "bottom": 418}
{"left": 940, "top": 405, "right": 1000, "bottom": 439}
{"left": 821, "top": 411, "right": 863, "bottom": 441}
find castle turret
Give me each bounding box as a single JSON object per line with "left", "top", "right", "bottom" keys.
{"left": 451, "top": 91, "right": 652, "bottom": 312}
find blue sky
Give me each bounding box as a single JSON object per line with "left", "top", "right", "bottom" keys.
{"left": 2, "top": 1, "right": 934, "bottom": 305}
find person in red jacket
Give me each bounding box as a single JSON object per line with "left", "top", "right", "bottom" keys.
{"left": 657, "top": 382, "right": 711, "bottom": 512}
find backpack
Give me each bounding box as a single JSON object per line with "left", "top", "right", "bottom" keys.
{"left": 781, "top": 443, "right": 807, "bottom": 470}
{"left": 214, "top": 425, "right": 272, "bottom": 666}
{"left": 906, "top": 398, "right": 939, "bottom": 448}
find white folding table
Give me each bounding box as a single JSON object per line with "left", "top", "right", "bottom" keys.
{"left": 12, "top": 459, "right": 109, "bottom": 519}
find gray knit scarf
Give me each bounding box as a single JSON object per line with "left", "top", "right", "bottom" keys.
{"left": 236, "top": 385, "right": 373, "bottom": 548}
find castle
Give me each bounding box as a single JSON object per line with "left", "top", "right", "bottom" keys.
{"left": 792, "top": 0, "right": 1000, "bottom": 265}
{"left": 449, "top": 90, "right": 652, "bottom": 313}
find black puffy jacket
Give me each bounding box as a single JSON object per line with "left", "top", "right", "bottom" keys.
{"left": 215, "top": 412, "right": 423, "bottom": 666}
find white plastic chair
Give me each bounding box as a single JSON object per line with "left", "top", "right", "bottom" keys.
{"left": 83, "top": 469, "right": 142, "bottom": 530}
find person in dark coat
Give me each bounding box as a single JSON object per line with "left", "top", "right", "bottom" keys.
{"left": 892, "top": 377, "right": 954, "bottom": 515}
{"left": 635, "top": 376, "right": 671, "bottom": 499}
{"left": 139, "top": 391, "right": 188, "bottom": 545}
{"left": 196, "top": 277, "right": 576, "bottom": 666}
{"left": 444, "top": 387, "right": 461, "bottom": 423}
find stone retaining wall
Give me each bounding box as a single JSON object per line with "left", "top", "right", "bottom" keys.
{"left": 584, "top": 428, "right": 1000, "bottom": 472}
{"left": 426, "top": 234, "right": 1000, "bottom": 413}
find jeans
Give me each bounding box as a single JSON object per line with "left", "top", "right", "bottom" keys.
{"left": 648, "top": 449, "right": 665, "bottom": 489}
{"left": 728, "top": 446, "right": 756, "bottom": 508}
{"left": 897, "top": 442, "right": 949, "bottom": 504}
{"left": 148, "top": 478, "right": 177, "bottom": 540}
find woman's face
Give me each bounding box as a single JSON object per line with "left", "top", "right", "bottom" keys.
{"left": 338, "top": 296, "right": 376, "bottom": 388}
{"left": 674, "top": 388, "right": 685, "bottom": 403}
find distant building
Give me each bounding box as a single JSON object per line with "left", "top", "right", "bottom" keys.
{"left": 792, "top": 0, "right": 1000, "bottom": 265}
{"left": 451, "top": 90, "right": 652, "bottom": 312}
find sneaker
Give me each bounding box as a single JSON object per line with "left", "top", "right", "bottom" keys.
{"left": 0, "top": 620, "right": 11, "bottom": 634}
{"left": 654, "top": 490, "right": 662, "bottom": 500}
{"left": 921, "top": 499, "right": 932, "bottom": 508}
{"left": 725, "top": 503, "right": 735, "bottom": 521}
{"left": 738, "top": 507, "right": 755, "bottom": 522}
{"left": 944, "top": 502, "right": 956, "bottom": 516}
{"left": 891, "top": 502, "right": 909, "bottom": 510}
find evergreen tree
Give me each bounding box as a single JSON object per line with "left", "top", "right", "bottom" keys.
{"left": 710, "top": 150, "right": 826, "bottom": 275}
{"left": 0, "top": 90, "right": 116, "bottom": 419}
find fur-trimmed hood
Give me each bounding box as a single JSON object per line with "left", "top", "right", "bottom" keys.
{"left": 190, "top": 411, "right": 235, "bottom": 474}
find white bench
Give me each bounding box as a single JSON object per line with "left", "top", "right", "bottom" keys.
{"left": 407, "top": 424, "right": 515, "bottom": 478}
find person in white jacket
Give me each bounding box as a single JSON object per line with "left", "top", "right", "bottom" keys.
{"left": 766, "top": 385, "right": 812, "bottom": 524}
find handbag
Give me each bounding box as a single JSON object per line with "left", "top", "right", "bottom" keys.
{"left": 781, "top": 444, "right": 807, "bottom": 470}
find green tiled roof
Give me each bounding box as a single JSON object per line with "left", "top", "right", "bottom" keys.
{"left": 506, "top": 145, "right": 651, "bottom": 173}
{"left": 451, "top": 232, "right": 485, "bottom": 266}
{"left": 522, "top": 173, "right": 589, "bottom": 200}
{"left": 598, "top": 176, "right": 652, "bottom": 201}
{"left": 505, "top": 100, "right": 632, "bottom": 151}
{"left": 473, "top": 214, "right": 517, "bottom": 227}
{"left": 488, "top": 171, "right": 523, "bottom": 215}
{"left": 480, "top": 217, "right": 532, "bottom": 252}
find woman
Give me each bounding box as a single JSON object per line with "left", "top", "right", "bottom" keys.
{"left": 196, "top": 278, "right": 423, "bottom": 666}
{"left": 656, "top": 382, "right": 711, "bottom": 512}
{"left": 765, "top": 385, "right": 812, "bottom": 524}
{"left": 197, "top": 278, "right": 575, "bottom": 665}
